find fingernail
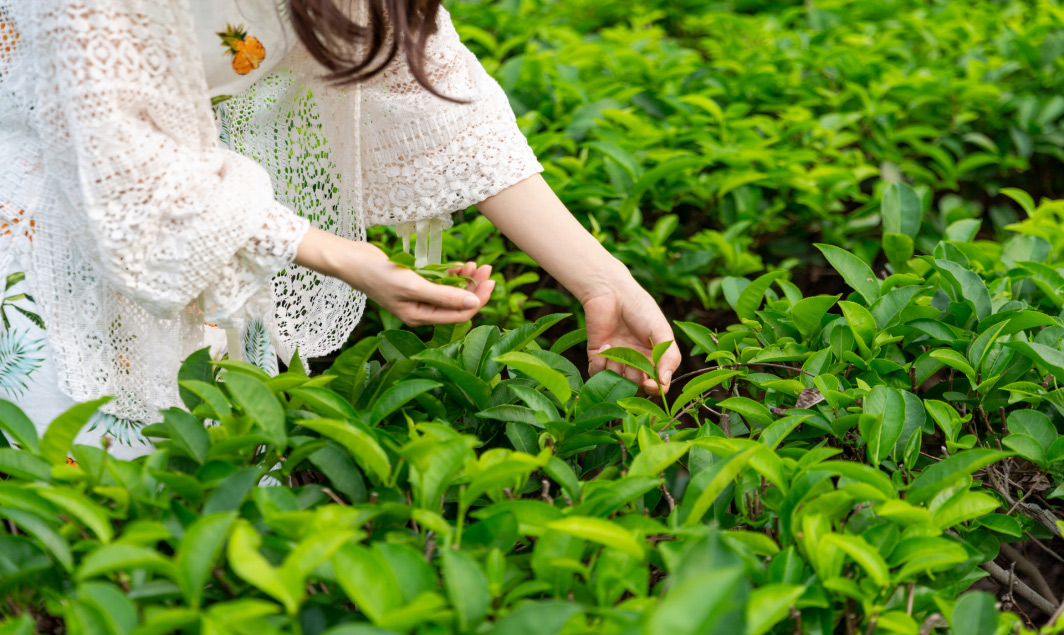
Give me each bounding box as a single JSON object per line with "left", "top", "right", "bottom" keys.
{"left": 661, "top": 371, "right": 672, "bottom": 385}
{"left": 463, "top": 294, "right": 478, "bottom": 309}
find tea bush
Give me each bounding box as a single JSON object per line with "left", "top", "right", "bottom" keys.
{"left": 5, "top": 0, "right": 1064, "bottom": 633}
{"left": 361, "top": 0, "right": 1064, "bottom": 330}
{"left": 3, "top": 183, "right": 1064, "bottom": 633}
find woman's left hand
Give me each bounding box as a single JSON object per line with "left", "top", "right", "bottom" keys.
{"left": 583, "top": 276, "right": 681, "bottom": 396}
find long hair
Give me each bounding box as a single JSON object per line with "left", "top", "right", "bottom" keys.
{"left": 288, "top": 0, "right": 465, "bottom": 103}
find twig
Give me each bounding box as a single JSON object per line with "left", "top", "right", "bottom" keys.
{"left": 672, "top": 362, "right": 816, "bottom": 384}
{"left": 425, "top": 532, "right": 436, "bottom": 561}
{"left": 406, "top": 491, "right": 420, "bottom": 533}
{"left": 907, "top": 583, "right": 915, "bottom": 616}
{"left": 918, "top": 614, "right": 945, "bottom": 635}
{"left": 699, "top": 403, "right": 723, "bottom": 418}
{"left": 212, "top": 567, "right": 236, "bottom": 598}
{"left": 1005, "top": 487, "right": 1035, "bottom": 516}
{"left": 1048, "top": 597, "right": 1064, "bottom": 630}
{"left": 977, "top": 407, "right": 995, "bottom": 440}
{"left": 986, "top": 466, "right": 1063, "bottom": 539}
{"left": 1007, "top": 561, "right": 1016, "bottom": 605}
{"left": 864, "top": 613, "right": 879, "bottom": 635}
{"left": 659, "top": 474, "right": 676, "bottom": 512}
{"left": 981, "top": 559, "right": 1057, "bottom": 615}
{"left": 661, "top": 396, "right": 707, "bottom": 431}
{"left": 1000, "top": 543, "right": 1059, "bottom": 604}
{"left": 321, "top": 488, "right": 347, "bottom": 506}
{"left": 790, "top": 607, "right": 802, "bottom": 635}
{"left": 1024, "top": 534, "right": 1064, "bottom": 565}
{"left": 844, "top": 600, "right": 857, "bottom": 635}
{"left": 723, "top": 361, "right": 812, "bottom": 376}
{"left": 540, "top": 479, "right": 554, "bottom": 505}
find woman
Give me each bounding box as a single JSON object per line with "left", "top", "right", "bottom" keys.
{"left": 0, "top": 0, "right": 680, "bottom": 458}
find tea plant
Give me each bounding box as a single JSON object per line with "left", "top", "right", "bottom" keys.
{"left": 5, "top": 182, "right": 1064, "bottom": 632}
{"left": 5, "top": 0, "right": 1064, "bottom": 631}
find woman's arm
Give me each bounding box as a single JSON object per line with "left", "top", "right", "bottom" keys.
{"left": 28, "top": 0, "right": 490, "bottom": 330}
{"left": 294, "top": 228, "right": 494, "bottom": 326}
{"left": 476, "top": 174, "right": 681, "bottom": 394}
{"left": 27, "top": 0, "right": 313, "bottom": 325}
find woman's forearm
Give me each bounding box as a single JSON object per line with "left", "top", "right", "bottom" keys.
{"left": 475, "top": 174, "right": 632, "bottom": 302}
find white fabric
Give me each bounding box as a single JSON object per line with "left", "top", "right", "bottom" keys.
{"left": 0, "top": 0, "right": 543, "bottom": 423}
{"left": 0, "top": 242, "right": 280, "bottom": 457}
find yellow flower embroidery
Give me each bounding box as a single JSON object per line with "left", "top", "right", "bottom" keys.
{"left": 217, "top": 23, "right": 265, "bottom": 75}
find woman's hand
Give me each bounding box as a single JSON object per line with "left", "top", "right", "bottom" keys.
{"left": 583, "top": 276, "right": 681, "bottom": 395}
{"left": 475, "top": 174, "right": 682, "bottom": 394}
{"left": 294, "top": 228, "right": 495, "bottom": 326}
{"left": 351, "top": 249, "right": 495, "bottom": 326}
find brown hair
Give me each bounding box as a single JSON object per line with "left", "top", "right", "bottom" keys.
{"left": 288, "top": 0, "right": 466, "bottom": 103}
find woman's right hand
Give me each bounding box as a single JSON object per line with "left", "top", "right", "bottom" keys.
{"left": 294, "top": 227, "right": 495, "bottom": 326}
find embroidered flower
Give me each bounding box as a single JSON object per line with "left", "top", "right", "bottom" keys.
{"left": 0, "top": 203, "right": 35, "bottom": 241}
{"left": 0, "top": 13, "right": 18, "bottom": 65}
{"left": 217, "top": 24, "right": 265, "bottom": 75}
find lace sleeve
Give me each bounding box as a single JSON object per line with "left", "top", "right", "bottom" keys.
{"left": 360, "top": 5, "right": 544, "bottom": 228}
{"left": 28, "top": 0, "right": 309, "bottom": 325}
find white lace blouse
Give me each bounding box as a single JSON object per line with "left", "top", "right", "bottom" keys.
{"left": 0, "top": 0, "right": 542, "bottom": 422}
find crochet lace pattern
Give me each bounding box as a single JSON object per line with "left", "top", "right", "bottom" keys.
{"left": 0, "top": 0, "right": 542, "bottom": 422}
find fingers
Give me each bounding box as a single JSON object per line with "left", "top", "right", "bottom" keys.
{"left": 624, "top": 365, "right": 647, "bottom": 387}
{"left": 645, "top": 320, "right": 681, "bottom": 395}
{"left": 467, "top": 264, "right": 493, "bottom": 293}
{"left": 588, "top": 355, "right": 608, "bottom": 376}
{"left": 446, "top": 263, "right": 492, "bottom": 297}
{"left": 588, "top": 342, "right": 610, "bottom": 376}
{"left": 656, "top": 342, "right": 683, "bottom": 394}
{"left": 396, "top": 265, "right": 496, "bottom": 326}
{"left": 469, "top": 268, "right": 496, "bottom": 307}
{"left": 413, "top": 276, "right": 481, "bottom": 310}
{"left": 447, "top": 261, "right": 478, "bottom": 280}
